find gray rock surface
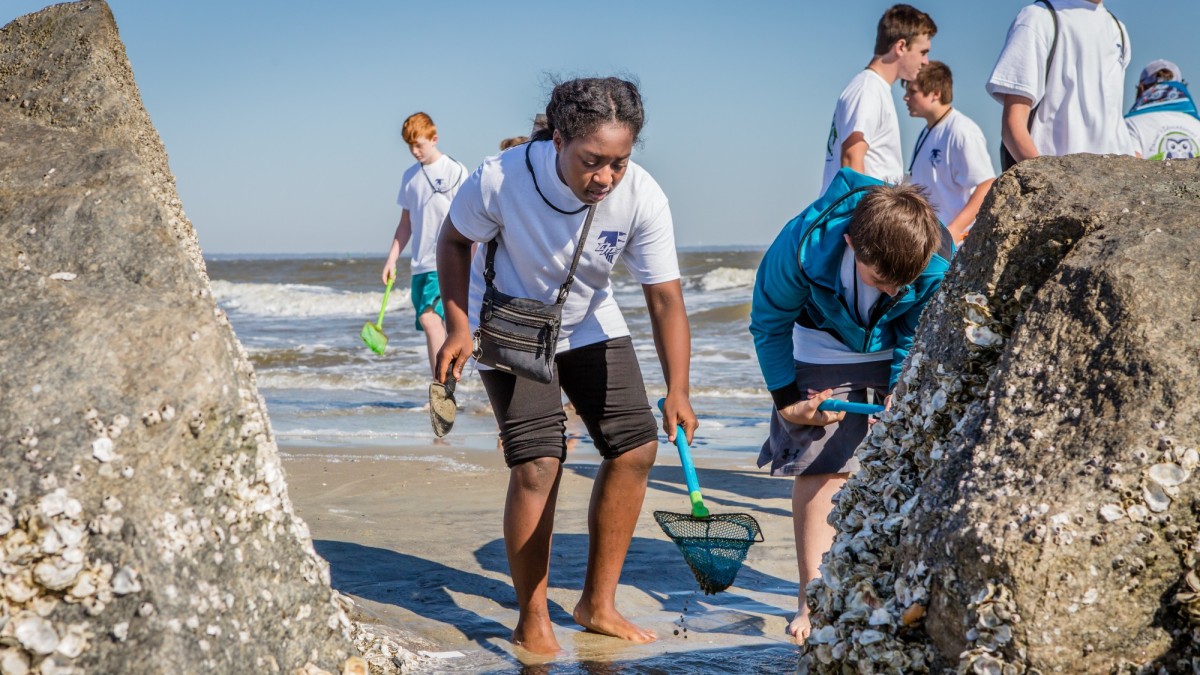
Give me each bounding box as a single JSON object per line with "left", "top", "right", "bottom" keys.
{"left": 0, "top": 2, "right": 366, "bottom": 672}
{"left": 801, "top": 156, "right": 1200, "bottom": 674}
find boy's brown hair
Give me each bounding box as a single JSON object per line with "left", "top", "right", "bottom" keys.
{"left": 911, "top": 60, "right": 954, "bottom": 105}
{"left": 499, "top": 136, "right": 529, "bottom": 151}
{"left": 875, "top": 4, "right": 938, "bottom": 56}
{"left": 847, "top": 184, "right": 941, "bottom": 286}
{"left": 402, "top": 112, "right": 437, "bottom": 144}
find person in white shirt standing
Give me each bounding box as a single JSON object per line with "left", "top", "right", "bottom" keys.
{"left": 903, "top": 61, "right": 996, "bottom": 245}
{"left": 381, "top": 112, "right": 469, "bottom": 378}
{"left": 436, "top": 77, "right": 696, "bottom": 656}
{"left": 821, "top": 4, "right": 937, "bottom": 195}
{"left": 1126, "top": 59, "right": 1200, "bottom": 160}
{"left": 987, "top": 0, "right": 1133, "bottom": 167}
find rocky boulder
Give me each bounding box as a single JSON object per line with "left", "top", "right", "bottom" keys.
{"left": 0, "top": 2, "right": 366, "bottom": 672}
{"left": 801, "top": 156, "right": 1200, "bottom": 674}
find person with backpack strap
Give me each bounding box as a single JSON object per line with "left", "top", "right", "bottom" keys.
{"left": 987, "top": 0, "right": 1135, "bottom": 168}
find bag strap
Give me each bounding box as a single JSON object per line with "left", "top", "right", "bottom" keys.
{"left": 483, "top": 204, "right": 597, "bottom": 306}
{"left": 1028, "top": 0, "right": 1059, "bottom": 130}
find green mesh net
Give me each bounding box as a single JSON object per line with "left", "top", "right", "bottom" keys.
{"left": 653, "top": 511, "right": 763, "bottom": 595}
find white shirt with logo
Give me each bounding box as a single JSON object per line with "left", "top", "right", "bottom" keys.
{"left": 396, "top": 153, "right": 469, "bottom": 275}
{"left": 448, "top": 140, "right": 679, "bottom": 354}
{"left": 1127, "top": 112, "right": 1200, "bottom": 160}
{"left": 986, "top": 0, "right": 1134, "bottom": 157}
{"left": 907, "top": 108, "right": 996, "bottom": 229}
{"left": 822, "top": 69, "right": 904, "bottom": 195}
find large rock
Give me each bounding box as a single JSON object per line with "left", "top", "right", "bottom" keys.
{"left": 801, "top": 156, "right": 1200, "bottom": 674}
{"left": 0, "top": 2, "right": 363, "bottom": 672}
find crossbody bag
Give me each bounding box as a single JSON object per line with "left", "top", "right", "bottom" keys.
{"left": 471, "top": 142, "right": 597, "bottom": 383}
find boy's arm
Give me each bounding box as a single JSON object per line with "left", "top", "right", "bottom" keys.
{"left": 1001, "top": 95, "right": 1039, "bottom": 163}
{"left": 382, "top": 210, "right": 413, "bottom": 284}
{"left": 840, "top": 132, "right": 868, "bottom": 174}
{"left": 643, "top": 279, "right": 697, "bottom": 444}
{"left": 946, "top": 178, "right": 995, "bottom": 244}
{"left": 750, "top": 225, "right": 811, "bottom": 409}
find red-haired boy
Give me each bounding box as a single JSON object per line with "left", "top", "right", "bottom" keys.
{"left": 381, "top": 112, "right": 468, "bottom": 377}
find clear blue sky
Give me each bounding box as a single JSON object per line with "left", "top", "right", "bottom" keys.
{"left": 5, "top": 1, "right": 1198, "bottom": 254}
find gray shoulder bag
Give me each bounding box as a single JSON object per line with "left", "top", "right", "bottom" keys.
{"left": 471, "top": 141, "right": 596, "bottom": 383}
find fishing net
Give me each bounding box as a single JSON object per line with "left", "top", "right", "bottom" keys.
{"left": 653, "top": 511, "right": 763, "bottom": 595}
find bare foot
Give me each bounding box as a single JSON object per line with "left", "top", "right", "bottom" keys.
{"left": 787, "top": 607, "right": 812, "bottom": 643}
{"left": 572, "top": 601, "right": 657, "bottom": 643}
{"left": 512, "top": 616, "right": 561, "bottom": 655}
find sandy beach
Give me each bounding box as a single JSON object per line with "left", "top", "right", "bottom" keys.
{"left": 282, "top": 440, "right": 805, "bottom": 672}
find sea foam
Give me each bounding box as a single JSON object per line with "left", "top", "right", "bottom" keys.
{"left": 210, "top": 280, "right": 408, "bottom": 318}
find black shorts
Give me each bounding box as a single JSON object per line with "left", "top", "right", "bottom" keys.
{"left": 479, "top": 336, "right": 660, "bottom": 468}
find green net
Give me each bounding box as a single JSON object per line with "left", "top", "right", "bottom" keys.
{"left": 653, "top": 511, "right": 763, "bottom": 595}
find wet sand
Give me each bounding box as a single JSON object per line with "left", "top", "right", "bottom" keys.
{"left": 282, "top": 441, "right": 804, "bottom": 672}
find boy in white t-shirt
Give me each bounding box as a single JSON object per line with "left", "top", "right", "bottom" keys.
{"left": 903, "top": 61, "right": 996, "bottom": 244}
{"left": 381, "top": 112, "right": 468, "bottom": 377}
{"left": 1126, "top": 59, "right": 1200, "bottom": 160}
{"left": 987, "top": 0, "right": 1133, "bottom": 164}
{"left": 821, "top": 4, "right": 937, "bottom": 195}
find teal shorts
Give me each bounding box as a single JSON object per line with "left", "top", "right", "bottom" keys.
{"left": 410, "top": 271, "right": 444, "bottom": 331}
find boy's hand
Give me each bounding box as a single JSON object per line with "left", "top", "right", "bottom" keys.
{"left": 779, "top": 388, "right": 844, "bottom": 427}
{"left": 381, "top": 261, "right": 397, "bottom": 285}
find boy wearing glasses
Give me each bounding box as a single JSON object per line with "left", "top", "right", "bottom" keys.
{"left": 382, "top": 112, "right": 468, "bottom": 378}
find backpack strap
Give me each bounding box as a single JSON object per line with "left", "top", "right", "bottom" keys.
{"left": 1107, "top": 8, "right": 1126, "bottom": 60}
{"left": 1030, "top": 0, "right": 1059, "bottom": 128}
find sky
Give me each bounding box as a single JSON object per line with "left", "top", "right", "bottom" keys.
{"left": 4, "top": 1, "right": 1199, "bottom": 255}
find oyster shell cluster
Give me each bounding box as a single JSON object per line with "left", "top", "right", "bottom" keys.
{"left": 799, "top": 286, "right": 1200, "bottom": 674}
{"left": 801, "top": 293, "right": 1005, "bottom": 673}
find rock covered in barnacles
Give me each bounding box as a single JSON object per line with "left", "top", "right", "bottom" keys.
{"left": 800, "top": 156, "right": 1200, "bottom": 675}
{"left": 0, "top": 2, "right": 358, "bottom": 672}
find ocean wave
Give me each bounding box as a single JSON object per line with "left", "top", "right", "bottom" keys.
{"left": 276, "top": 448, "right": 485, "bottom": 472}
{"left": 696, "top": 267, "right": 756, "bottom": 292}
{"left": 210, "top": 280, "right": 409, "bottom": 318}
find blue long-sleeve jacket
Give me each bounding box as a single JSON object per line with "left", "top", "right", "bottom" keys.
{"left": 750, "top": 168, "right": 954, "bottom": 410}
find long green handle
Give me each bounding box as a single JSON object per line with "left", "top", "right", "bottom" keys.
{"left": 376, "top": 276, "right": 394, "bottom": 327}
{"left": 657, "top": 398, "right": 708, "bottom": 518}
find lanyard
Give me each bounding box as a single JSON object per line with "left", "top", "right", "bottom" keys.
{"left": 421, "top": 157, "right": 464, "bottom": 195}
{"left": 907, "top": 109, "right": 952, "bottom": 175}
{"left": 526, "top": 140, "right": 589, "bottom": 215}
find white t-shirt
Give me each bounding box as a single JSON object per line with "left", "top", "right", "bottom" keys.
{"left": 822, "top": 69, "right": 904, "bottom": 195}
{"left": 907, "top": 108, "right": 996, "bottom": 229}
{"left": 793, "top": 247, "right": 892, "bottom": 365}
{"left": 396, "top": 153, "right": 469, "bottom": 275}
{"left": 986, "top": 0, "right": 1134, "bottom": 157}
{"left": 448, "top": 140, "right": 680, "bottom": 355}
{"left": 1127, "top": 112, "right": 1200, "bottom": 160}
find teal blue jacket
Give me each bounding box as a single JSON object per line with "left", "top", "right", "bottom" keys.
{"left": 749, "top": 168, "right": 954, "bottom": 409}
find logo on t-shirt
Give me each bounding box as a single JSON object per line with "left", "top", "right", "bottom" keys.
{"left": 1152, "top": 131, "right": 1198, "bottom": 160}
{"left": 826, "top": 120, "right": 838, "bottom": 159}
{"left": 595, "top": 231, "right": 626, "bottom": 263}
{"left": 930, "top": 148, "right": 943, "bottom": 165}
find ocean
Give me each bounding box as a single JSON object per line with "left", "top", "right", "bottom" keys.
{"left": 206, "top": 249, "right": 772, "bottom": 461}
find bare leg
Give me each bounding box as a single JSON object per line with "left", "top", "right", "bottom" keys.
{"left": 572, "top": 440, "right": 657, "bottom": 643}
{"left": 418, "top": 309, "right": 447, "bottom": 379}
{"left": 505, "top": 457, "right": 564, "bottom": 654}
{"left": 789, "top": 473, "right": 848, "bottom": 643}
